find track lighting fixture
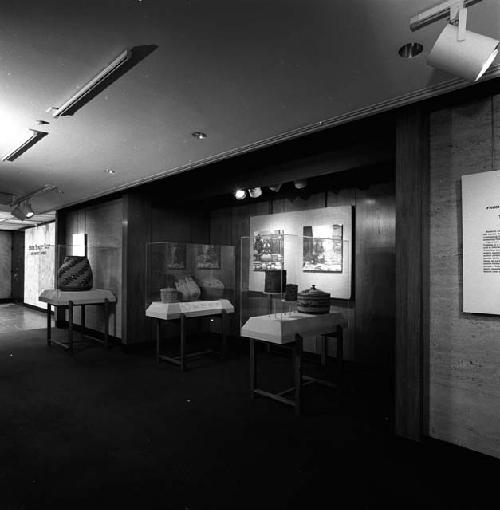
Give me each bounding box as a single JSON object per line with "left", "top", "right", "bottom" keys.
{"left": 269, "top": 184, "right": 282, "bottom": 192}
{"left": 9, "top": 184, "right": 59, "bottom": 220}
{"left": 234, "top": 189, "right": 246, "bottom": 200}
{"left": 248, "top": 187, "right": 262, "bottom": 198}
{"left": 11, "top": 200, "right": 34, "bottom": 220}
{"left": 410, "top": 0, "right": 499, "bottom": 82}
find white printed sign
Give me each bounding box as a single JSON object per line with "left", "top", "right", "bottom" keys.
{"left": 462, "top": 171, "right": 500, "bottom": 314}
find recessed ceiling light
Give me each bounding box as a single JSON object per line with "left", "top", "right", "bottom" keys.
{"left": 105, "top": 168, "right": 116, "bottom": 174}
{"left": 399, "top": 42, "right": 424, "bottom": 58}
{"left": 192, "top": 132, "right": 207, "bottom": 140}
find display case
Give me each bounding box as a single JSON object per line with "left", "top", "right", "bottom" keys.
{"left": 240, "top": 232, "right": 351, "bottom": 344}
{"left": 36, "top": 241, "right": 120, "bottom": 352}
{"left": 145, "top": 241, "right": 236, "bottom": 317}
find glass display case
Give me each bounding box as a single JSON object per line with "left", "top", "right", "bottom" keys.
{"left": 145, "top": 241, "right": 236, "bottom": 312}
{"left": 35, "top": 241, "right": 121, "bottom": 351}
{"left": 240, "top": 233, "right": 351, "bottom": 345}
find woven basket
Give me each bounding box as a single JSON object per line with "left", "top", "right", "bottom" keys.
{"left": 57, "top": 256, "right": 93, "bottom": 292}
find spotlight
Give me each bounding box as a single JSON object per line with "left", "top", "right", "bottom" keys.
{"left": 294, "top": 180, "right": 308, "bottom": 189}
{"left": 269, "top": 184, "right": 282, "bottom": 192}
{"left": 428, "top": 24, "right": 498, "bottom": 81}
{"left": 410, "top": 0, "right": 499, "bottom": 82}
{"left": 248, "top": 187, "right": 262, "bottom": 198}
{"left": 11, "top": 201, "right": 34, "bottom": 220}
{"left": 234, "top": 189, "right": 246, "bottom": 200}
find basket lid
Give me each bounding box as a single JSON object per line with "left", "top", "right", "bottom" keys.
{"left": 298, "top": 284, "right": 330, "bottom": 297}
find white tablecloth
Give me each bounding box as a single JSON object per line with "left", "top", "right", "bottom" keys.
{"left": 241, "top": 312, "right": 347, "bottom": 344}
{"left": 146, "top": 299, "right": 234, "bottom": 320}
{"left": 39, "top": 289, "right": 116, "bottom": 306}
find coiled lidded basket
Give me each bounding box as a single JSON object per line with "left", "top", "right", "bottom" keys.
{"left": 297, "top": 284, "right": 331, "bottom": 314}
{"left": 57, "top": 255, "right": 93, "bottom": 291}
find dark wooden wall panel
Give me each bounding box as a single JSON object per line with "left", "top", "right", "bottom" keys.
{"left": 395, "top": 106, "right": 429, "bottom": 441}
{"left": 10, "top": 231, "right": 25, "bottom": 301}
{"left": 355, "top": 182, "right": 395, "bottom": 366}
{"left": 123, "top": 191, "right": 151, "bottom": 344}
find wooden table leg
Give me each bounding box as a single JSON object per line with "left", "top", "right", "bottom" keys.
{"left": 220, "top": 310, "right": 226, "bottom": 360}
{"left": 103, "top": 299, "right": 109, "bottom": 349}
{"left": 336, "top": 325, "right": 344, "bottom": 394}
{"left": 68, "top": 301, "right": 74, "bottom": 355}
{"left": 156, "top": 318, "right": 161, "bottom": 364}
{"left": 294, "top": 334, "right": 303, "bottom": 416}
{"left": 180, "top": 314, "right": 186, "bottom": 372}
{"left": 47, "top": 303, "right": 52, "bottom": 346}
{"left": 249, "top": 338, "right": 256, "bottom": 398}
{"left": 81, "top": 304, "right": 86, "bottom": 339}
{"left": 321, "top": 334, "right": 328, "bottom": 367}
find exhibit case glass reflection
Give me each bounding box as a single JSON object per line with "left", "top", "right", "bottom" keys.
{"left": 145, "top": 241, "right": 236, "bottom": 314}
{"left": 240, "top": 232, "right": 351, "bottom": 343}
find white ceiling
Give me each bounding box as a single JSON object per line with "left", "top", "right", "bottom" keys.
{"left": 0, "top": 0, "right": 499, "bottom": 220}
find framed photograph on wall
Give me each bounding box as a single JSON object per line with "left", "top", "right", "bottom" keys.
{"left": 252, "top": 229, "right": 284, "bottom": 271}
{"left": 302, "top": 224, "right": 343, "bottom": 272}
{"left": 167, "top": 242, "right": 186, "bottom": 270}
{"left": 196, "top": 244, "right": 221, "bottom": 269}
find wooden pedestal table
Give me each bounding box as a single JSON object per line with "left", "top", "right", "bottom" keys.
{"left": 39, "top": 289, "right": 117, "bottom": 355}
{"left": 146, "top": 299, "right": 235, "bottom": 371}
{"left": 241, "top": 312, "right": 347, "bottom": 415}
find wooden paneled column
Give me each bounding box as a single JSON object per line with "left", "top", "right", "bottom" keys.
{"left": 395, "top": 106, "right": 429, "bottom": 441}
{"left": 122, "top": 190, "right": 152, "bottom": 345}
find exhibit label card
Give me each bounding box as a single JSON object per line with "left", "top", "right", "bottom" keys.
{"left": 462, "top": 171, "right": 500, "bottom": 314}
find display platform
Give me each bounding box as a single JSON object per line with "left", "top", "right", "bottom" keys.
{"left": 241, "top": 311, "right": 347, "bottom": 415}
{"left": 40, "top": 288, "right": 116, "bottom": 354}
{"left": 147, "top": 299, "right": 234, "bottom": 371}
{"left": 241, "top": 311, "right": 347, "bottom": 344}
{"left": 39, "top": 288, "right": 116, "bottom": 306}
{"left": 146, "top": 299, "right": 234, "bottom": 320}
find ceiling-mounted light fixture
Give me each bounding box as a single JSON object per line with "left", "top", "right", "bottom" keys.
{"left": 269, "top": 184, "right": 282, "bottom": 192}
{"left": 234, "top": 189, "right": 246, "bottom": 200}
{"left": 2, "top": 129, "right": 48, "bottom": 162}
{"left": 192, "top": 131, "right": 207, "bottom": 140}
{"left": 398, "top": 42, "right": 424, "bottom": 59}
{"left": 52, "top": 49, "right": 131, "bottom": 117}
{"left": 248, "top": 187, "right": 262, "bottom": 198}
{"left": 294, "top": 180, "right": 308, "bottom": 189}
{"left": 410, "top": 0, "right": 499, "bottom": 82}
{"left": 9, "top": 185, "right": 59, "bottom": 217}
{"left": 11, "top": 200, "right": 34, "bottom": 220}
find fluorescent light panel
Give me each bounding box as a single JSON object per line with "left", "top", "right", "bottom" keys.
{"left": 2, "top": 129, "right": 48, "bottom": 162}
{"left": 53, "top": 49, "right": 131, "bottom": 117}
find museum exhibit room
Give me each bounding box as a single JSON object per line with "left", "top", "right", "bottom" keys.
{"left": 2, "top": 0, "right": 500, "bottom": 508}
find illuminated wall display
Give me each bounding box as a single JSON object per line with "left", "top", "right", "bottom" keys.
{"left": 24, "top": 223, "right": 55, "bottom": 309}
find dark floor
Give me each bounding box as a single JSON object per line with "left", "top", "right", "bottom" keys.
{"left": 1, "top": 309, "right": 499, "bottom": 509}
